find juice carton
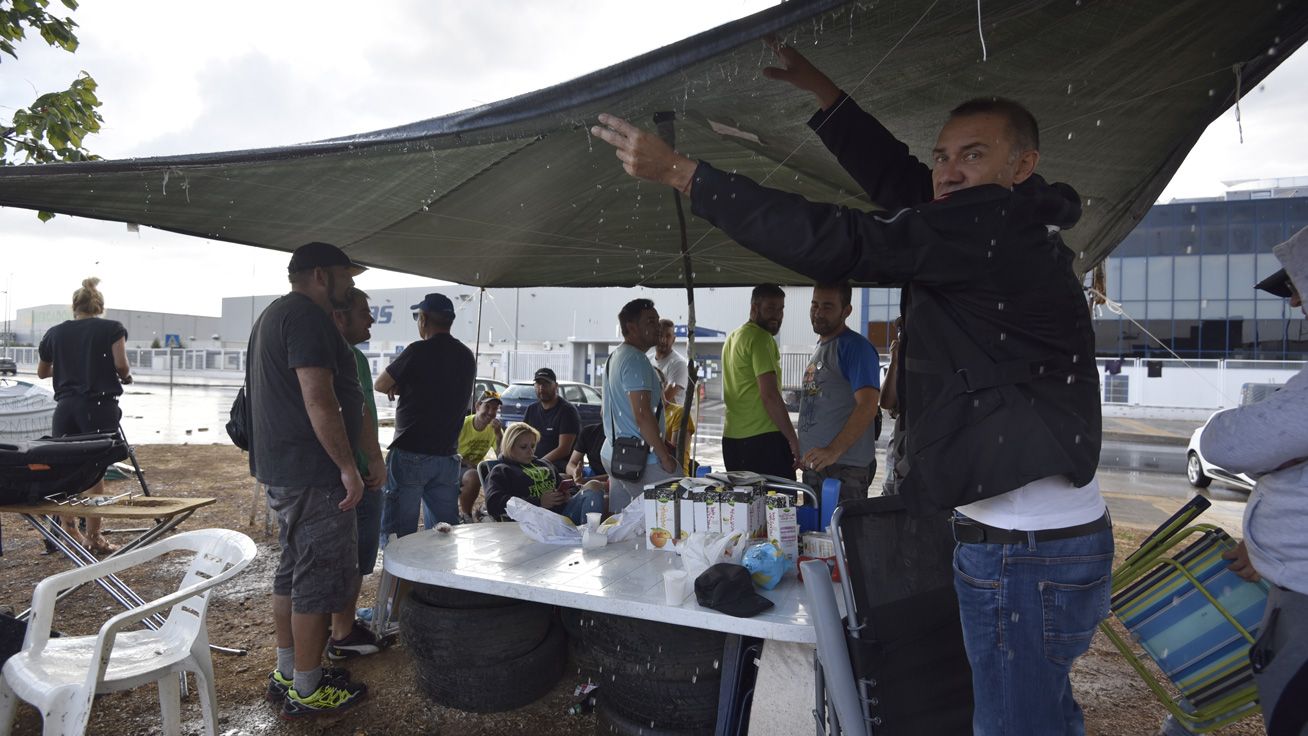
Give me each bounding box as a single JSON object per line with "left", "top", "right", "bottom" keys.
{"left": 691, "top": 487, "right": 708, "bottom": 534}
{"left": 677, "top": 485, "right": 696, "bottom": 541}
{"left": 703, "top": 488, "right": 723, "bottom": 535}
{"left": 721, "top": 486, "right": 754, "bottom": 539}
{"left": 752, "top": 487, "right": 768, "bottom": 538}
{"left": 643, "top": 481, "right": 680, "bottom": 551}
{"left": 766, "top": 492, "right": 798, "bottom": 568}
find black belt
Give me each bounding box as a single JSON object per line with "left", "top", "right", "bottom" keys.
{"left": 950, "top": 512, "right": 1110, "bottom": 545}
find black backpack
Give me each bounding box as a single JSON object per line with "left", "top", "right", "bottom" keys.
{"left": 225, "top": 386, "right": 250, "bottom": 451}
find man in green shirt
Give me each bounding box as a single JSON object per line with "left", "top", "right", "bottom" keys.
{"left": 721, "top": 284, "right": 798, "bottom": 479}
{"left": 328, "top": 287, "right": 385, "bottom": 660}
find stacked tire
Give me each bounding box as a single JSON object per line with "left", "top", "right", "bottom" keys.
{"left": 400, "top": 583, "right": 564, "bottom": 713}
{"left": 565, "top": 609, "right": 724, "bottom": 735}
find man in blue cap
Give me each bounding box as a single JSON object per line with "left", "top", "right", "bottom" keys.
{"left": 375, "top": 292, "right": 476, "bottom": 539}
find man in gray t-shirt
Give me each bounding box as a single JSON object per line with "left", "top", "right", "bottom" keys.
{"left": 798, "top": 283, "right": 881, "bottom": 505}
{"left": 248, "top": 242, "right": 370, "bottom": 717}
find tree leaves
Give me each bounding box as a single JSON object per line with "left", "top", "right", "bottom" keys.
{"left": 1, "top": 0, "right": 104, "bottom": 220}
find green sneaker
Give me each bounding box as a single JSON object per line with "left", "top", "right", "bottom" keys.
{"left": 265, "top": 666, "right": 351, "bottom": 702}
{"left": 280, "top": 677, "right": 367, "bottom": 719}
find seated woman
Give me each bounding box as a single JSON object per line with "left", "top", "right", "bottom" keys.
{"left": 485, "top": 423, "right": 605, "bottom": 524}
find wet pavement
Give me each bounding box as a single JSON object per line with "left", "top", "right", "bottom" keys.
{"left": 4, "top": 370, "right": 1235, "bottom": 534}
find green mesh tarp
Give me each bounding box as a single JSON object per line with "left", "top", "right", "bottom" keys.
{"left": 0, "top": 0, "right": 1304, "bottom": 288}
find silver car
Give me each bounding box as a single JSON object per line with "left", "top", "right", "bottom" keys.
{"left": 1185, "top": 413, "right": 1254, "bottom": 491}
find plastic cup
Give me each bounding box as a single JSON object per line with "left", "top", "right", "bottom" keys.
{"left": 662, "top": 569, "right": 688, "bottom": 605}
{"left": 586, "top": 512, "right": 602, "bottom": 532}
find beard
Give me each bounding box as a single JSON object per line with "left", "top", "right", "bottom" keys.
{"left": 325, "top": 270, "right": 351, "bottom": 310}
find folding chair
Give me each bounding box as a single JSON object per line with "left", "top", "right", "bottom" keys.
{"left": 805, "top": 494, "right": 973, "bottom": 735}
{"left": 1099, "top": 495, "right": 1266, "bottom": 733}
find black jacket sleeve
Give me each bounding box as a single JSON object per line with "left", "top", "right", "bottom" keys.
{"left": 809, "top": 93, "right": 934, "bottom": 211}
{"left": 689, "top": 162, "right": 1008, "bottom": 288}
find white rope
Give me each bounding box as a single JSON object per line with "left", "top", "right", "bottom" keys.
{"left": 1233, "top": 62, "right": 1245, "bottom": 144}
{"left": 976, "top": 0, "right": 988, "bottom": 61}
{"left": 1085, "top": 285, "right": 1227, "bottom": 399}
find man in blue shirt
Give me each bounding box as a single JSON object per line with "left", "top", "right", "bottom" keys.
{"left": 799, "top": 283, "right": 881, "bottom": 505}
{"left": 601, "top": 298, "right": 678, "bottom": 513}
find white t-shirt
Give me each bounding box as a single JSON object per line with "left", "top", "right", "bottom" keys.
{"left": 955, "top": 475, "right": 1105, "bottom": 530}
{"left": 650, "top": 349, "right": 689, "bottom": 404}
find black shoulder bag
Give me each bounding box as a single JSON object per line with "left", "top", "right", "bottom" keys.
{"left": 605, "top": 353, "right": 662, "bottom": 481}
{"left": 226, "top": 347, "right": 253, "bottom": 451}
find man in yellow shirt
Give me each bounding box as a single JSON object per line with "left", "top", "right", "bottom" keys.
{"left": 457, "top": 390, "right": 502, "bottom": 523}
{"left": 721, "top": 285, "right": 797, "bottom": 479}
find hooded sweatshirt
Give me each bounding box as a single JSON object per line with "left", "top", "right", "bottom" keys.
{"left": 1201, "top": 225, "right": 1308, "bottom": 593}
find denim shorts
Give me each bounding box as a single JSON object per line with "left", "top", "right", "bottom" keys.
{"left": 267, "top": 483, "right": 359, "bottom": 614}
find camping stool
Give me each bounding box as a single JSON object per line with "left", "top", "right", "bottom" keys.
{"left": 1099, "top": 496, "right": 1266, "bottom": 733}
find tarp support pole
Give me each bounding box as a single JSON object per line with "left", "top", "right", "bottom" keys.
{"left": 475, "top": 287, "right": 485, "bottom": 372}
{"left": 654, "top": 111, "right": 697, "bottom": 472}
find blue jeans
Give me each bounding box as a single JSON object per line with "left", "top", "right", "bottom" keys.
{"left": 558, "top": 488, "right": 606, "bottom": 525}
{"left": 380, "top": 448, "right": 461, "bottom": 545}
{"left": 952, "top": 522, "right": 1114, "bottom": 736}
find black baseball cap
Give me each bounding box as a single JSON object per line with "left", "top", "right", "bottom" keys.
{"left": 533, "top": 367, "right": 557, "bottom": 384}
{"left": 1255, "top": 268, "right": 1294, "bottom": 298}
{"left": 410, "top": 292, "right": 456, "bottom": 316}
{"left": 694, "top": 563, "right": 774, "bottom": 618}
{"left": 287, "top": 242, "right": 366, "bottom": 276}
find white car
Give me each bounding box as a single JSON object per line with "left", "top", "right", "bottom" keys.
{"left": 1186, "top": 414, "right": 1255, "bottom": 491}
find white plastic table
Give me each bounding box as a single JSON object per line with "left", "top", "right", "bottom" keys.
{"left": 382, "top": 522, "right": 836, "bottom": 733}
{"left": 383, "top": 521, "right": 822, "bottom": 643}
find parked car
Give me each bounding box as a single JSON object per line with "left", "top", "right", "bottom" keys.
{"left": 499, "top": 380, "right": 603, "bottom": 427}
{"left": 0, "top": 357, "right": 16, "bottom": 376}
{"left": 1186, "top": 413, "right": 1255, "bottom": 491}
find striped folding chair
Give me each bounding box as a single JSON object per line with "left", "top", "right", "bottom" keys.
{"left": 1099, "top": 496, "right": 1267, "bottom": 733}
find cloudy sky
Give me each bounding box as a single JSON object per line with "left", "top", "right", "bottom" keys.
{"left": 2, "top": 0, "right": 1307, "bottom": 320}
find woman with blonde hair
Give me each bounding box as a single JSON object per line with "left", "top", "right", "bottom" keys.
{"left": 483, "top": 422, "right": 605, "bottom": 523}
{"left": 36, "top": 277, "right": 133, "bottom": 555}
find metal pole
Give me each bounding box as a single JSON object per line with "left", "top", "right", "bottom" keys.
{"left": 475, "top": 287, "right": 485, "bottom": 372}
{"left": 653, "top": 111, "right": 698, "bottom": 469}
{"left": 513, "top": 288, "right": 521, "bottom": 381}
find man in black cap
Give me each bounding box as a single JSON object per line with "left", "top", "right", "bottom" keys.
{"left": 523, "top": 367, "right": 581, "bottom": 474}
{"left": 375, "top": 292, "right": 476, "bottom": 538}
{"left": 248, "top": 241, "right": 368, "bottom": 717}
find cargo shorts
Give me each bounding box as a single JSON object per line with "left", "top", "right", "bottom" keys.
{"left": 267, "top": 483, "right": 359, "bottom": 614}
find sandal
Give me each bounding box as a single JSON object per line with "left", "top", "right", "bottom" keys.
{"left": 88, "top": 537, "right": 120, "bottom": 556}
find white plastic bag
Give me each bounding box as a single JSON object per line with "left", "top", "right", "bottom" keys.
{"left": 597, "top": 496, "right": 644, "bottom": 543}
{"left": 680, "top": 530, "right": 745, "bottom": 581}
{"left": 506, "top": 497, "right": 581, "bottom": 545}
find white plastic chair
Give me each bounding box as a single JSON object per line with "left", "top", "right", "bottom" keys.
{"left": 0, "top": 528, "right": 257, "bottom": 736}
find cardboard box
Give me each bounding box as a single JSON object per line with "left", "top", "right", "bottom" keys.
{"left": 766, "top": 493, "right": 798, "bottom": 567}
{"left": 643, "top": 482, "right": 680, "bottom": 550}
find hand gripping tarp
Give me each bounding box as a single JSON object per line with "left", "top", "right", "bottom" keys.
{"left": 0, "top": 0, "right": 1304, "bottom": 288}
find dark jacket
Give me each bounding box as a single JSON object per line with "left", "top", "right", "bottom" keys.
{"left": 689, "top": 95, "right": 1101, "bottom": 515}
{"left": 484, "top": 457, "right": 559, "bottom": 521}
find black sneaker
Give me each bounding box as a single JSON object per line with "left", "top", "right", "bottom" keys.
{"left": 326, "top": 622, "right": 382, "bottom": 661}
{"left": 266, "top": 666, "right": 350, "bottom": 702}
{"left": 281, "top": 678, "right": 367, "bottom": 719}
